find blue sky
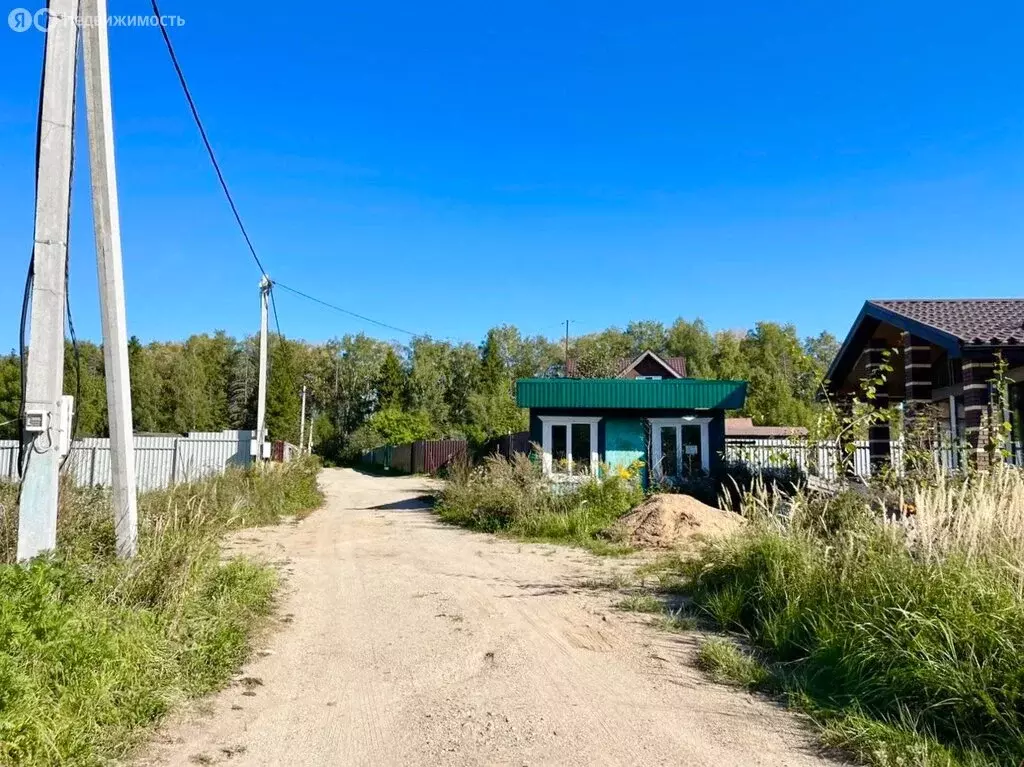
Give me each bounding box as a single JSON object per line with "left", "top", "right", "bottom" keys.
{"left": 1, "top": 1, "right": 1023, "bottom": 351}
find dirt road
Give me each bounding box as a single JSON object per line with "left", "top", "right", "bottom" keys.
{"left": 139, "top": 468, "right": 836, "bottom": 767}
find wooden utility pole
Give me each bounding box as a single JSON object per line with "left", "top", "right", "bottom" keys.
{"left": 82, "top": 0, "right": 138, "bottom": 558}
{"left": 17, "top": 0, "right": 82, "bottom": 562}
{"left": 254, "top": 276, "right": 271, "bottom": 460}
{"left": 299, "top": 384, "right": 307, "bottom": 453}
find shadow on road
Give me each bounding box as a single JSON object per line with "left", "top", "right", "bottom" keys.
{"left": 362, "top": 495, "right": 437, "bottom": 512}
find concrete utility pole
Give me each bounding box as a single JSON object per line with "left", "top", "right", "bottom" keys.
{"left": 254, "top": 276, "right": 271, "bottom": 460}
{"left": 17, "top": 0, "right": 82, "bottom": 562}
{"left": 299, "top": 384, "right": 307, "bottom": 453}
{"left": 307, "top": 410, "right": 315, "bottom": 454}
{"left": 82, "top": 0, "right": 139, "bottom": 558}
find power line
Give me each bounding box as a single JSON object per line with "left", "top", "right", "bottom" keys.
{"left": 150, "top": 6, "right": 421, "bottom": 343}
{"left": 149, "top": 0, "right": 268, "bottom": 278}
{"left": 269, "top": 285, "right": 283, "bottom": 338}
{"left": 273, "top": 281, "right": 418, "bottom": 337}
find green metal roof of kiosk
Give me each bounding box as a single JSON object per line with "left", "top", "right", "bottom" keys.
{"left": 515, "top": 378, "right": 747, "bottom": 411}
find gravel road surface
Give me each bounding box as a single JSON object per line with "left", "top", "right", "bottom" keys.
{"left": 137, "top": 468, "right": 837, "bottom": 767}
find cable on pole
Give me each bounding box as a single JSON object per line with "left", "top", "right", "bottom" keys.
{"left": 272, "top": 281, "right": 418, "bottom": 337}
{"left": 149, "top": 0, "right": 269, "bottom": 279}
{"left": 269, "top": 284, "right": 283, "bottom": 339}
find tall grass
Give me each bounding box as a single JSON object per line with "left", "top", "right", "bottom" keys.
{"left": 0, "top": 459, "right": 323, "bottom": 766}
{"left": 436, "top": 454, "right": 642, "bottom": 554}
{"left": 683, "top": 466, "right": 1024, "bottom": 766}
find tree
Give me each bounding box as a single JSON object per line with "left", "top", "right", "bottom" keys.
{"left": 406, "top": 339, "right": 449, "bottom": 429}
{"left": 805, "top": 331, "right": 840, "bottom": 380}
{"left": 128, "top": 336, "right": 162, "bottom": 433}
{"left": 739, "top": 322, "right": 821, "bottom": 427}
{"left": 0, "top": 316, "right": 839, "bottom": 457}
{"left": 0, "top": 353, "right": 20, "bottom": 440}
{"left": 376, "top": 347, "right": 407, "bottom": 409}
{"left": 348, "top": 406, "right": 435, "bottom": 453}
{"left": 66, "top": 341, "right": 107, "bottom": 437}
{"left": 625, "top": 321, "right": 667, "bottom": 357}
{"left": 265, "top": 338, "right": 302, "bottom": 444}
{"left": 226, "top": 337, "right": 258, "bottom": 430}
{"left": 446, "top": 342, "right": 480, "bottom": 430}
{"left": 711, "top": 330, "right": 747, "bottom": 382}
{"left": 571, "top": 329, "right": 631, "bottom": 378}
{"left": 666, "top": 318, "right": 715, "bottom": 378}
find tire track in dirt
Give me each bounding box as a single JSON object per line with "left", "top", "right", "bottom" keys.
{"left": 135, "top": 469, "right": 840, "bottom": 767}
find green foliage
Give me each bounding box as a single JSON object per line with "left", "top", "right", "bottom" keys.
{"left": 0, "top": 353, "right": 20, "bottom": 441}
{"left": 349, "top": 407, "right": 436, "bottom": 453}
{"left": 678, "top": 473, "right": 1024, "bottom": 766}
{"left": 265, "top": 337, "right": 302, "bottom": 444}
{"left": 0, "top": 459, "right": 323, "bottom": 766}
{"left": 376, "top": 347, "right": 407, "bottom": 409}
{"left": 616, "top": 594, "right": 663, "bottom": 613}
{"left": 696, "top": 638, "right": 773, "bottom": 690}
{"left": 436, "top": 453, "right": 642, "bottom": 554}
{"left": 0, "top": 316, "right": 834, "bottom": 461}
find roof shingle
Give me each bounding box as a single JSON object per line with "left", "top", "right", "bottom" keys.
{"left": 869, "top": 299, "right": 1024, "bottom": 346}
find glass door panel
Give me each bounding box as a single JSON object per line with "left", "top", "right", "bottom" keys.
{"left": 681, "top": 425, "right": 702, "bottom": 476}
{"left": 659, "top": 426, "right": 679, "bottom": 479}
{"left": 571, "top": 423, "right": 592, "bottom": 475}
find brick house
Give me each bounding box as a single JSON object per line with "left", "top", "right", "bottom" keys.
{"left": 825, "top": 300, "right": 1024, "bottom": 470}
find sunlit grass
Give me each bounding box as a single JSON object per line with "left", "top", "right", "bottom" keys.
{"left": 0, "top": 459, "right": 323, "bottom": 766}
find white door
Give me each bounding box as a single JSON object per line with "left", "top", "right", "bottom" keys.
{"left": 650, "top": 419, "right": 711, "bottom": 481}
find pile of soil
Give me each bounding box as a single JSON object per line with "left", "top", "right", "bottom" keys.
{"left": 610, "top": 494, "right": 744, "bottom": 549}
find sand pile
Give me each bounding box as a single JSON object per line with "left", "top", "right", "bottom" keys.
{"left": 610, "top": 494, "right": 744, "bottom": 549}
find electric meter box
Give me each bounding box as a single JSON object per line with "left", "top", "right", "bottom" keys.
{"left": 24, "top": 409, "right": 48, "bottom": 433}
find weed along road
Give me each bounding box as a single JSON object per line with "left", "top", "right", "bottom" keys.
{"left": 139, "top": 469, "right": 835, "bottom": 767}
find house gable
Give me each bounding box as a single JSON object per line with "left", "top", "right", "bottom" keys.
{"left": 618, "top": 350, "right": 685, "bottom": 379}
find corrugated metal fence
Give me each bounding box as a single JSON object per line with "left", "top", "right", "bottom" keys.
{"left": 361, "top": 439, "right": 467, "bottom": 475}
{"left": 0, "top": 430, "right": 255, "bottom": 491}
{"left": 484, "top": 431, "right": 532, "bottom": 459}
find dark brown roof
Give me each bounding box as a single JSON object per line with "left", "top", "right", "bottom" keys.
{"left": 725, "top": 418, "right": 808, "bottom": 438}
{"left": 565, "top": 351, "right": 687, "bottom": 378}
{"left": 870, "top": 299, "right": 1024, "bottom": 345}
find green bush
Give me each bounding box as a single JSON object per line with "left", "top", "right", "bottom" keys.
{"left": 436, "top": 454, "right": 642, "bottom": 553}
{"left": 0, "top": 459, "right": 323, "bottom": 766}
{"left": 683, "top": 468, "right": 1024, "bottom": 766}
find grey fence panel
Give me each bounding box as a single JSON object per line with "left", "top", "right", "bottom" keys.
{"left": 0, "top": 443, "right": 18, "bottom": 482}
{"left": 0, "top": 431, "right": 253, "bottom": 490}
{"left": 175, "top": 433, "right": 253, "bottom": 484}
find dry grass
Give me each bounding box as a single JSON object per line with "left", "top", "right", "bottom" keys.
{"left": 910, "top": 468, "right": 1024, "bottom": 581}
{"left": 681, "top": 465, "right": 1024, "bottom": 766}
{"left": 0, "top": 459, "right": 323, "bottom": 766}
{"left": 436, "top": 453, "right": 642, "bottom": 554}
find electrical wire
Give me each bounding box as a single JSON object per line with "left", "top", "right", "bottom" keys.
{"left": 269, "top": 285, "right": 283, "bottom": 339}
{"left": 273, "top": 281, "right": 418, "bottom": 337}
{"left": 58, "top": 21, "right": 83, "bottom": 474}
{"left": 149, "top": 0, "right": 269, "bottom": 279}
{"left": 18, "top": 0, "right": 51, "bottom": 477}
{"left": 150, "top": 4, "right": 428, "bottom": 346}
{"left": 61, "top": 287, "right": 81, "bottom": 472}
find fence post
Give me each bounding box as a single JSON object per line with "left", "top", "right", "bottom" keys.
{"left": 89, "top": 447, "right": 97, "bottom": 486}
{"left": 171, "top": 439, "right": 179, "bottom": 486}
